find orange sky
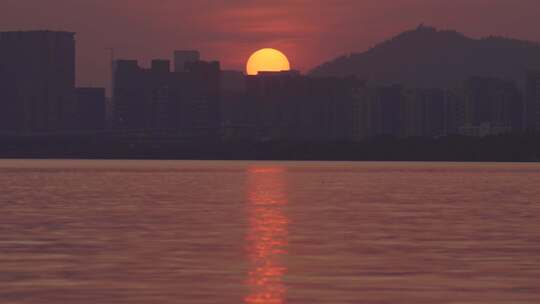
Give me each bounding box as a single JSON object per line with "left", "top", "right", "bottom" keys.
{"left": 2, "top": 0, "right": 540, "bottom": 90}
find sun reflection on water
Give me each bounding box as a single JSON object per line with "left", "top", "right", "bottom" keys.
{"left": 245, "top": 166, "right": 289, "bottom": 304}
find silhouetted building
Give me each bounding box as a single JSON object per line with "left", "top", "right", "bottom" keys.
{"left": 352, "top": 87, "right": 377, "bottom": 139}
{"left": 377, "top": 85, "right": 403, "bottom": 137}
{"left": 147, "top": 60, "right": 175, "bottom": 130}
{"left": 221, "top": 70, "right": 253, "bottom": 139}
{"left": 353, "top": 85, "right": 408, "bottom": 139}
{"left": 174, "top": 50, "right": 200, "bottom": 72}
{"left": 442, "top": 88, "right": 466, "bottom": 135}
{"left": 112, "top": 53, "right": 221, "bottom": 137}
{"left": 400, "top": 89, "right": 424, "bottom": 138}
{"left": 180, "top": 60, "right": 221, "bottom": 137}
{"left": 247, "top": 71, "right": 302, "bottom": 140}
{"left": 354, "top": 85, "right": 467, "bottom": 139}
{"left": 247, "top": 71, "right": 359, "bottom": 141}
{"left": 401, "top": 88, "right": 445, "bottom": 138}
{"left": 76, "top": 88, "right": 106, "bottom": 131}
{"left": 353, "top": 79, "right": 525, "bottom": 139}
{"left": 113, "top": 60, "right": 146, "bottom": 130}
{"left": 113, "top": 59, "right": 181, "bottom": 131}
{"left": 525, "top": 70, "right": 540, "bottom": 131}
{"left": 114, "top": 59, "right": 186, "bottom": 131}
{"left": 0, "top": 31, "right": 76, "bottom": 133}
{"left": 306, "top": 76, "right": 359, "bottom": 140}
{"left": 459, "top": 77, "right": 522, "bottom": 136}
{"left": 0, "top": 64, "right": 19, "bottom": 133}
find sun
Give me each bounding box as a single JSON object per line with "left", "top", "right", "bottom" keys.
{"left": 246, "top": 48, "right": 291, "bottom": 75}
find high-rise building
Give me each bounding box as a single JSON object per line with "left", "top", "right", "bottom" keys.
{"left": 401, "top": 88, "right": 445, "bottom": 138}
{"left": 112, "top": 60, "right": 146, "bottom": 130}
{"left": 247, "top": 71, "right": 359, "bottom": 141}
{"left": 443, "top": 88, "right": 466, "bottom": 136}
{"left": 220, "top": 70, "right": 252, "bottom": 139}
{"left": 377, "top": 85, "right": 403, "bottom": 137}
{"left": 113, "top": 52, "right": 222, "bottom": 137}
{"left": 0, "top": 63, "right": 19, "bottom": 133}
{"left": 352, "top": 87, "right": 378, "bottom": 140}
{"left": 76, "top": 88, "right": 106, "bottom": 131}
{"left": 0, "top": 31, "right": 76, "bottom": 133}
{"left": 247, "top": 71, "right": 306, "bottom": 140}
{"left": 459, "top": 77, "right": 522, "bottom": 136}
{"left": 352, "top": 85, "right": 404, "bottom": 139}
{"left": 525, "top": 70, "right": 540, "bottom": 131}
{"left": 174, "top": 50, "right": 200, "bottom": 72}
{"left": 306, "top": 76, "right": 359, "bottom": 141}
{"left": 148, "top": 60, "right": 174, "bottom": 130}
{"left": 113, "top": 59, "right": 180, "bottom": 131}
{"left": 181, "top": 60, "right": 221, "bottom": 137}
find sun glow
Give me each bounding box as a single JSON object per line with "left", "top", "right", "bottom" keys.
{"left": 246, "top": 48, "right": 291, "bottom": 75}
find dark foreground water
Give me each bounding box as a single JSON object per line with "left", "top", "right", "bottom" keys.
{"left": 1, "top": 160, "right": 540, "bottom": 304}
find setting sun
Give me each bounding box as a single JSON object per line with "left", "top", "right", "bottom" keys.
{"left": 246, "top": 48, "right": 291, "bottom": 75}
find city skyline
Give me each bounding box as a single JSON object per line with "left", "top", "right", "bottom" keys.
{"left": 2, "top": 3, "right": 540, "bottom": 160}
{"left": 1, "top": 28, "right": 538, "bottom": 140}
{"left": 2, "top": 0, "right": 540, "bottom": 89}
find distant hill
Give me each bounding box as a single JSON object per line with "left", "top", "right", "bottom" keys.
{"left": 310, "top": 25, "right": 540, "bottom": 88}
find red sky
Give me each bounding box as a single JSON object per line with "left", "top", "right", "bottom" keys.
{"left": 2, "top": 0, "right": 540, "bottom": 90}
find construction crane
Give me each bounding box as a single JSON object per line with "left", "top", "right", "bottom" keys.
{"left": 105, "top": 48, "right": 116, "bottom": 127}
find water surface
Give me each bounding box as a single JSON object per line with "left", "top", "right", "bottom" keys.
{"left": 1, "top": 160, "right": 540, "bottom": 303}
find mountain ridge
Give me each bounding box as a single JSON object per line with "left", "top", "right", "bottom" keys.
{"left": 309, "top": 25, "right": 540, "bottom": 88}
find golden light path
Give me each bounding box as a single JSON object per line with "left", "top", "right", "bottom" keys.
{"left": 245, "top": 166, "right": 289, "bottom": 304}
{"left": 246, "top": 48, "right": 291, "bottom": 75}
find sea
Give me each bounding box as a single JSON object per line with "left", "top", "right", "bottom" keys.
{"left": 1, "top": 160, "right": 540, "bottom": 303}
